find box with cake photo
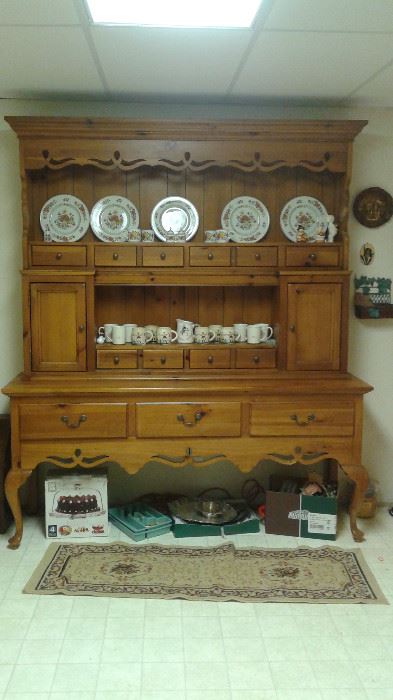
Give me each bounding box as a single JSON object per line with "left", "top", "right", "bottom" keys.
{"left": 45, "top": 470, "right": 108, "bottom": 539}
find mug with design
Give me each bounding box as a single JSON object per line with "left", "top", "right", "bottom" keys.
{"left": 141, "top": 229, "right": 155, "bottom": 242}
{"left": 112, "top": 324, "right": 126, "bottom": 345}
{"left": 204, "top": 229, "right": 230, "bottom": 243}
{"left": 247, "top": 324, "right": 262, "bottom": 344}
{"left": 124, "top": 324, "right": 137, "bottom": 343}
{"left": 194, "top": 326, "right": 216, "bottom": 344}
{"left": 132, "top": 326, "right": 154, "bottom": 345}
{"left": 128, "top": 229, "right": 142, "bottom": 242}
{"left": 208, "top": 324, "right": 222, "bottom": 343}
{"left": 233, "top": 323, "right": 248, "bottom": 343}
{"left": 221, "top": 326, "right": 237, "bottom": 344}
{"left": 157, "top": 326, "right": 178, "bottom": 344}
{"left": 145, "top": 324, "right": 158, "bottom": 343}
{"left": 176, "top": 319, "right": 195, "bottom": 344}
{"left": 255, "top": 323, "right": 274, "bottom": 341}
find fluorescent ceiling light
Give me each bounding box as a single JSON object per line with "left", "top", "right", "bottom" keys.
{"left": 85, "top": 0, "right": 262, "bottom": 28}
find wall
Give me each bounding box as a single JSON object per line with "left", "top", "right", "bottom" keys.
{"left": 0, "top": 99, "right": 392, "bottom": 502}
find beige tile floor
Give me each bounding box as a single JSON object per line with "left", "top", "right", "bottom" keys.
{"left": 0, "top": 508, "right": 392, "bottom": 700}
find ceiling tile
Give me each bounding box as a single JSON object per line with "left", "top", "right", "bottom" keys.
{"left": 264, "top": 0, "right": 393, "bottom": 32}
{"left": 0, "top": 0, "right": 80, "bottom": 25}
{"left": 0, "top": 27, "right": 103, "bottom": 97}
{"left": 91, "top": 26, "right": 251, "bottom": 97}
{"left": 232, "top": 31, "right": 393, "bottom": 99}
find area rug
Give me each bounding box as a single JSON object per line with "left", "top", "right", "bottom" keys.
{"left": 23, "top": 541, "right": 387, "bottom": 604}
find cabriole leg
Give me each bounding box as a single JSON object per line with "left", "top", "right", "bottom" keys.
{"left": 5, "top": 468, "right": 32, "bottom": 549}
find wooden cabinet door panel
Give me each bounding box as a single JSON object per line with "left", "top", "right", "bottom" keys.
{"left": 30, "top": 283, "right": 86, "bottom": 371}
{"left": 287, "top": 283, "right": 342, "bottom": 371}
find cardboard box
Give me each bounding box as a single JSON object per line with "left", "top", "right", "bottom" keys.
{"left": 45, "top": 471, "right": 108, "bottom": 539}
{"left": 265, "top": 479, "right": 337, "bottom": 540}
{"left": 172, "top": 501, "right": 260, "bottom": 538}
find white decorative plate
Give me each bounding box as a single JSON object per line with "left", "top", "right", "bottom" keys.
{"left": 151, "top": 197, "right": 199, "bottom": 242}
{"left": 39, "top": 195, "right": 89, "bottom": 242}
{"left": 221, "top": 196, "right": 270, "bottom": 243}
{"left": 280, "top": 196, "right": 328, "bottom": 242}
{"left": 90, "top": 195, "right": 139, "bottom": 242}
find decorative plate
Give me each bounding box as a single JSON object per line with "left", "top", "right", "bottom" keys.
{"left": 353, "top": 187, "right": 393, "bottom": 228}
{"left": 39, "top": 194, "right": 89, "bottom": 242}
{"left": 90, "top": 195, "right": 139, "bottom": 242}
{"left": 151, "top": 197, "right": 199, "bottom": 242}
{"left": 280, "top": 196, "right": 328, "bottom": 242}
{"left": 221, "top": 196, "right": 270, "bottom": 243}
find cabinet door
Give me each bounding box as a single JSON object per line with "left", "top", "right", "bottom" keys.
{"left": 30, "top": 283, "right": 86, "bottom": 371}
{"left": 287, "top": 283, "right": 342, "bottom": 371}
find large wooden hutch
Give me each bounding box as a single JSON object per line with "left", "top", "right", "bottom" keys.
{"left": 2, "top": 116, "right": 372, "bottom": 548}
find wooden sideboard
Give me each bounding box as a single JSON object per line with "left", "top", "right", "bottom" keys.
{"left": 2, "top": 116, "right": 373, "bottom": 548}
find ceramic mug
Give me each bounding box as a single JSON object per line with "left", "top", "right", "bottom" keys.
{"left": 204, "top": 229, "right": 230, "bottom": 243}
{"left": 141, "top": 229, "right": 155, "bottom": 242}
{"left": 176, "top": 319, "right": 195, "bottom": 344}
{"left": 128, "top": 229, "right": 141, "bottom": 242}
{"left": 221, "top": 326, "right": 237, "bottom": 344}
{"left": 247, "top": 325, "right": 262, "bottom": 344}
{"left": 255, "top": 323, "right": 274, "bottom": 341}
{"left": 209, "top": 324, "right": 222, "bottom": 343}
{"left": 98, "top": 323, "right": 114, "bottom": 342}
{"left": 132, "top": 327, "right": 154, "bottom": 345}
{"left": 157, "top": 327, "right": 178, "bottom": 344}
{"left": 194, "top": 326, "right": 216, "bottom": 344}
{"left": 124, "top": 324, "right": 137, "bottom": 343}
{"left": 145, "top": 325, "right": 158, "bottom": 343}
{"left": 112, "top": 324, "right": 126, "bottom": 344}
{"left": 233, "top": 323, "right": 248, "bottom": 343}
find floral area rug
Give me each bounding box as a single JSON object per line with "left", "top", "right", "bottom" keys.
{"left": 23, "top": 541, "right": 387, "bottom": 604}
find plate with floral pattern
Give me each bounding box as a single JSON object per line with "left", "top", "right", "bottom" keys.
{"left": 151, "top": 196, "right": 199, "bottom": 242}
{"left": 280, "top": 196, "right": 328, "bottom": 242}
{"left": 90, "top": 195, "right": 139, "bottom": 242}
{"left": 39, "top": 194, "right": 90, "bottom": 242}
{"left": 221, "top": 196, "right": 270, "bottom": 242}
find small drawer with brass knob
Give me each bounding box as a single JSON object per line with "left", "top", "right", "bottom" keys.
{"left": 285, "top": 246, "right": 339, "bottom": 268}
{"left": 142, "top": 246, "right": 184, "bottom": 267}
{"left": 235, "top": 246, "right": 278, "bottom": 267}
{"left": 94, "top": 245, "right": 137, "bottom": 267}
{"left": 235, "top": 347, "right": 276, "bottom": 369}
{"left": 31, "top": 244, "right": 87, "bottom": 267}
{"left": 96, "top": 348, "right": 138, "bottom": 369}
{"left": 189, "top": 247, "right": 231, "bottom": 267}
{"left": 189, "top": 348, "right": 230, "bottom": 369}
{"left": 142, "top": 348, "right": 184, "bottom": 369}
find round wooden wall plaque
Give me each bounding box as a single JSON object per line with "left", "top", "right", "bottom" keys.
{"left": 353, "top": 187, "right": 393, "bottom": 228}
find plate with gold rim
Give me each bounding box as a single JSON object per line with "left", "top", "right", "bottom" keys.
{"left": 39, "top": 194, "right": 90, "bottom": 242}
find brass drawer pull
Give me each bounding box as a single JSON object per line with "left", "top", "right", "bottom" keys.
{"left": 160, "top": 356, "right": 166, "bottom": 364}
{"left": 308, "top": 253, "right": 317, "bottom": 261}
{"left": 55, "top": 252, "right": 62, "bottom": 260}
{"left": 113, "top": 252, "right": 119, "bottom": 260}
{"left": 113, "top": 356, "right": 120, "bottom": 365}
{"left": 160, "top": 252, "right": 166, "bottom": 260}
{"left": 255, "top": 253, "right": 261, "bottom": 260}
{"left": 61, "top": 414, "right": 87, "bottom": 429}
{"left": 207, "top": 355, "right": 214, "bottom": 363}
{"left": 290, "top": 413, "right": 315, "bottom": 427}
{"left": 207, "top": 252, "right": 214, "bottom": 260}
{"left": 177, "top": 411, "right": 203, "bottom": 427}
{"left": 253, "top": 355, "right": 260, "bottom": 363}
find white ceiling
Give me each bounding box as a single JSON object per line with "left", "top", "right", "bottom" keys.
{"left": 1, "top": 0, "right": 393, "bottom": 106}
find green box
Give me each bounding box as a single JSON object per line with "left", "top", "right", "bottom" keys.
{"left": 172, "top": 503, "right": 260, "bottom": 538}
{"left": 265, "top": 490, "right": 337, "bottom": 540}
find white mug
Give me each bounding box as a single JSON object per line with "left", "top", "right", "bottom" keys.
{"left": 233, "top": 323, "right": 248, "bottom": 343}
{"left": 112, "top": 324, "right": 126, "bottom": 344}
{"left": 145, "top": 325, "right": 158, "bottom": 342}
{"left": 194, "top": 326, "right": 215, "bottom": 344}
{"left": 132, "top": 327, "right": 154, "bottom": 345}
{"left": 157, "top": 327, "right": 178, "bottom": 344}
{"left": 176, "top": 319, "right": 195, "bottom": 344}
{"left": 99, "top": 323, "right": 114, "bottom": 342}
{"left": 221, "top": 326, "right": 237, "bottom": 344}
{"left": 209, "top": 324, "right": 222, "bottom": 343}
{"left": 124, "top": 324, "right": 137, "bottom": 343}
{"left": 255, "top": 323, "right": 274, "bottom": 341}
{"left": 247, "top": 325, "right": 261, "bottom": 344}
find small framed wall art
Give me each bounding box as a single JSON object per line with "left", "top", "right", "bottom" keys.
{"left": 353, "top": 187, "right": 393, "bottom": 228}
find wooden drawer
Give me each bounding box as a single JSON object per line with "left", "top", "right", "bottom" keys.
{"left": 236, "top": 246, "right": 278, "bottom": 267}
{"left": 94, "top": 246, "right": 137, "bottom": 266}
{"left": 142, "top": 246, "right": 183, "bottom": 267}
{"left": 136, "top": 401, "right": 241, "bottom": 437}
{"left": 96, "top": 349, "right": 138, "bottom": 369}
{"left": 250, "top": 400, "right": 354, "bottom": 436}
{"left": 285, "top": 246, "right": 340, "bottom": 268}
{"left": 142, "top": 348, "right": 184, "bottom": 369}
{"left": 19, "top": 403, "right": 127, "bottom": 439}
{"left": 189, "top": 247, "right": 231, "bottom": 267}
{"left": 235, "top": 347, "right": 276, "bottom": 369}
{"left": 189, "top": 348, "right": 231, "bottom": 369}
{"left": 31, "top": 245, "right": 87, "bottom": 267}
